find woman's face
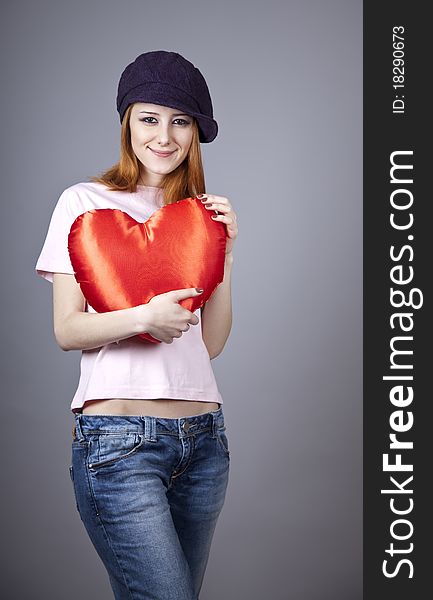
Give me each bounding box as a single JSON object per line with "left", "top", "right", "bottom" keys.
{"left": 129, "top": 102, "right": 194, "bottom": 187}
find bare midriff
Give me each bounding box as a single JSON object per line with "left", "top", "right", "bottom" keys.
{"left": 80, "top": 398, "right": 220, "bottom": 418}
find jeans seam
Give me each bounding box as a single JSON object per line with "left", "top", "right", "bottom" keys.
{"left": 93, "top": 517, "right": 136, "bottom": 600}
{"left": 85, "top": 455, "right": 136, "bottom": 600}
{"left": 171, "top": 435, "right": 196, "bottom": 480}
{"left": 69, "top": 465, "right": 82, "bottom": 515}
{"left": 216, "top": 431, "right": 230, "bottom": 457}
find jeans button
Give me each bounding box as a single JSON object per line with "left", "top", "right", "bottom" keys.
{"left": 182, "top": 420, "right": 190, "bottom": 432}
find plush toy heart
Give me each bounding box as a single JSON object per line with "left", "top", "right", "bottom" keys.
{"left": 67, "top": 197, "right": 227, "bottom": 343}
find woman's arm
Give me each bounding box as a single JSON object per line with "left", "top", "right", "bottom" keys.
{"left": 197, "top": 192, "right": 238, "bottom": 360}
{"left": 53, "top": 273, "right": 146, "bottom": 351}
{"left": 201, "top": 253, "right": 233, "bottom": 359}
{"left": 52, "top": 273, "right": 203, "bottom": 351}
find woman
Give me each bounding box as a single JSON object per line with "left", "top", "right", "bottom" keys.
{"left": 35, "top": 50, "right": 238, "bottom": 600}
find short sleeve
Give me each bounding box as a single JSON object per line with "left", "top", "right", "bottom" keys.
{"left": 34, "top": 187, "right": 83, "bottom": 283}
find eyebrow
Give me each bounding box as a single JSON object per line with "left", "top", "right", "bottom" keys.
{"left": 139, "top": 110, "right": 190, "bottom": 117}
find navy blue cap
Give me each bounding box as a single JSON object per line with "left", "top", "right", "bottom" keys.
{"left": 116, "top": 50, "right": 218, "bottom": 143}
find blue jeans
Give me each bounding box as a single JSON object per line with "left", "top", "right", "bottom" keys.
{"left": 69, "top": 406, "right": 230, "bottom": 600}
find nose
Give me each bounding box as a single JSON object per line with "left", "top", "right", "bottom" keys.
{"left": 155, "top": 122, "right": 171, "bottom": 147}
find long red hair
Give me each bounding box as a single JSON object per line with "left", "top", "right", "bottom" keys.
{"left": 89, "top": 104, "right": 206, "bottom": 205}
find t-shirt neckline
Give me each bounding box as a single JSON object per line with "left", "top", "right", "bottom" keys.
{"left": 136, "top": 184, "right": 163, "bottom": 190}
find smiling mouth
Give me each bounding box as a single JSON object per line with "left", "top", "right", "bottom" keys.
{"left": 149, "top": 148, "right": 175, "bottom": 157}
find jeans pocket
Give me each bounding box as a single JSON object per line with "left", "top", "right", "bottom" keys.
{"left": 87, "top": 432, "right": 144, "bottom": 470}
{"left": 216, "top": 426, "right": 230, "bottom": 457}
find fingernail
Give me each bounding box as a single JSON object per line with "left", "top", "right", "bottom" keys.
{"left": 196, "top": 287, "right": 203, "bottom": 293}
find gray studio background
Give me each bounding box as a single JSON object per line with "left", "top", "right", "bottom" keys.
{"left": 2, "top": 1, "right": 362, "bottom": 598}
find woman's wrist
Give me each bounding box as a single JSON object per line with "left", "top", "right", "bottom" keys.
{"left": 130, "top": 303, "right": 151, "bottom": 334}
{"left": 224, "top": 252, "right": 234, "bottom": 266}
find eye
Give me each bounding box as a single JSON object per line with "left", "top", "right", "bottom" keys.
{"left": 139, "top": 117, "right": 191, "bottom": 126}
{"left": 139, "top": 117, "right": 157, "bottom": 124}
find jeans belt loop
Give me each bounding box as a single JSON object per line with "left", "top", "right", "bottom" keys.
{"left": 73, "top": 414, "right": 85, "bottom": 442}
{"left": 144, "top": 416, "right": 157, "bottom": 442}
{"left": 211, "top": 412, "right": 218, "bottom": 438}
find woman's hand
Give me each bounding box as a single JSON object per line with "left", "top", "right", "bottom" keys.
{"left": 138, "top": 288, "right": 203, "bottom": 343}
{"left": 197, "top": 194, "right": 238, "bottom": 257}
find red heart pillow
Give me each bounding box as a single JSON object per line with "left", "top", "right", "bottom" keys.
{"left": 67, "top": 196, "right": 227, "bottom": 343}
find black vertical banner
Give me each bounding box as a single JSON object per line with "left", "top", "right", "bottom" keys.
{"left": 364, "top": 2, "right": 431, "bottom": 599}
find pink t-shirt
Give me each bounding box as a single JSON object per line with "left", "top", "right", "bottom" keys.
{"left": 35, "top": 181, "right": 223, "bottom": 413}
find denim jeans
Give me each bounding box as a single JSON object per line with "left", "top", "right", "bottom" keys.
{"left": 69, "top": 406, "right": 230, "bottom": 600}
